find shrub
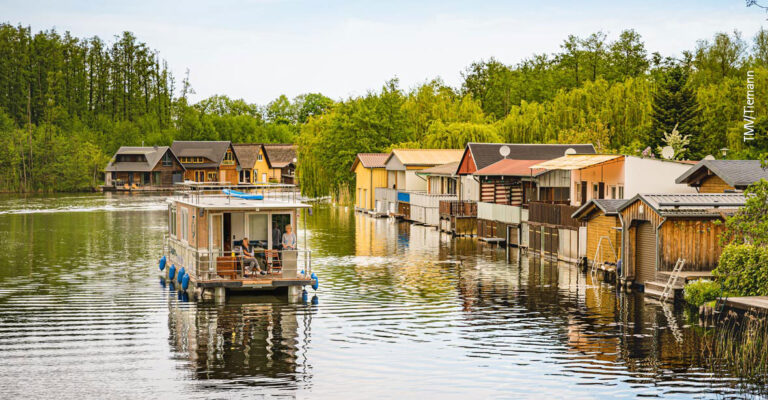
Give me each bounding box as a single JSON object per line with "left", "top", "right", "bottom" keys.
{"left": 714, "top": 243, "right": 768, "bottom": 297}
{"left": 684, "top": 280, "right": 722, "bottom": 307}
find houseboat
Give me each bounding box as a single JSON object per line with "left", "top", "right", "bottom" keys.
{"left": 158, "top": 182, "right": 317, "bottom": 302}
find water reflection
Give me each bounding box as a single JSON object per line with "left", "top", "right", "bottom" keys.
{"left": 167, "top": 296, "right": 313, "bottom": 388}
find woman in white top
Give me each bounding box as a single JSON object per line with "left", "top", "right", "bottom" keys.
{"left": 281, "top": 224, "right": 297, "bottom": 250}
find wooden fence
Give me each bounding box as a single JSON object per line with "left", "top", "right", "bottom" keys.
{"left": 439, "top": 200, "right": 477, "bottom": 217}
{"left": 527, "top": 202, "right": 580, "bottom": 228}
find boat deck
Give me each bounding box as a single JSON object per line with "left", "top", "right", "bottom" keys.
{"left": 196, "top": 276, "right": 313, "bottom": 289}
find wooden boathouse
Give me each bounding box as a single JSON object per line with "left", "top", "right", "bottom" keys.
{"left": 571, "top": 199, "right": 626, "bottom": 269}
{"left": 616, "top": 193, "right": 746, "bottom": 300}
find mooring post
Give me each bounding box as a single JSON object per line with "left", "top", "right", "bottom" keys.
{"left": 287, "top": 286, "right": 301, "bottom": 303}
{"left": 214, "top": 287, "right": 226, "bottom": 303}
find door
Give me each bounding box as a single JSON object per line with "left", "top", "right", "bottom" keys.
{"left": 271, "top": 213, "right": 292, "bottom": 249}
{"left": 580, "top": 181, "right": 587, "bottom": 205}
{"left": 635, "top": 221, "right": 656, "bottom": 285}
{"left": 223, "top": 213, "right": 232, "bottom": 252}
{"left": 210, "top": 214, "right": 223, "bottom": 257}
{"left": 261, "top": 173, "right": 267, "bottom": 183}
{"left": 598, "top": 182, "right": 605, "bottom": 199}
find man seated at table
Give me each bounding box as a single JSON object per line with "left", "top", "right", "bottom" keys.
{"left": 241, "top": 237, "right": 265, "bottom": 276}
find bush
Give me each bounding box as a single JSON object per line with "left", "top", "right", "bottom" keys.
{"left": 684, "top": 280, "right": 722, "bottom": 307}
{"left": 714, "top": 244, "right": 768, "bottom": 297}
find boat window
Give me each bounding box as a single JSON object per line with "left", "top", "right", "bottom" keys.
{"left": 180, "top": 208, "right": 189, "bottom": 242}
{"left": 169, "top": 206, "right": 177, "bottom": 237}
{"left": 248, "top": 214, "right": 268, "bottom": 245}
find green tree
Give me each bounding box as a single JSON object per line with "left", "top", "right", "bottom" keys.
{"left": 650, "top": 66, "right": 701, "bottom": 155}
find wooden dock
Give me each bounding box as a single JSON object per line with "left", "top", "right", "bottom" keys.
{"left": 720, "top": 296, "right": 768, "bottom": 313}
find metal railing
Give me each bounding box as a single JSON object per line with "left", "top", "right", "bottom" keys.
{"left": 164, "top": 235, "right": 312, "bottom": 282}
{"left": 169, "top": 182, "right": 303, "bottom": 205}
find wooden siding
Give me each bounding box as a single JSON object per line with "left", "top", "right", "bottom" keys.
{"left": 528, "top": 202, "right": 580, "bottom": 228}
{"left": 354, "top": 164, "right": 388, "bottom": 210}
{"left": 619, "top": 199, "right": 663, "bottom": 281}
{"left": 699, "top": 175, "right": 735, "bottom": 193}
{"left": 658, "top": 218, "right": 726, "bottom": 272}
{"left": 585, "top": 215, "right": 622, "bottom": 264}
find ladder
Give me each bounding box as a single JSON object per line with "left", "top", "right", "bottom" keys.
{"left": 591, "top": 236, "right": 617, "bottom": 275}
{"left": 660, "top": 258, "right": 686, "bottom": 303}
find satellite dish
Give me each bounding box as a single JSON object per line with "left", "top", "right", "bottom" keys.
{"left": 564, "top": 148, "right": 577, "bottom": 156}
{"left": 661, "top": 146, "right": 675, "bottom": 160}
{"left": 499, "top": 145, "right": 511, "bottom": 158}
{"left": 703, "top": 155, "right": 716, "bottom": 160}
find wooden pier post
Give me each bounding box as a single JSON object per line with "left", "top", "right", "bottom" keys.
{"left": 214, "top": 287, "right": 226, "bottom": 303}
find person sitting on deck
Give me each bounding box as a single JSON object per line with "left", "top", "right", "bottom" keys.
{"left": 241, "top": 237, "right": 265, "bottom": 276}
{"left": 282, "top": 225, "right": 297, "bottom": 250}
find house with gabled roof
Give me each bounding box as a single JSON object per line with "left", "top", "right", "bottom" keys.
{"left": 171, "top": 141, "right": 240, "bottom": 184}
{"left": 351, "top": 153, "right": 389, "bottom": 212}
{"left": 675, "top": 159, "right": 768, "bottom": 193}
{"left": 263, "top": 144, "right": 298, "bottom": 184}
{"left": 105, "top": 146, "right": 184, "bottom": 189}
{"left": 617, "top": 193, "right": 746, "bottom": 301}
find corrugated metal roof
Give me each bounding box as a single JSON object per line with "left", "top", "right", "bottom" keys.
{"left": 388, "top": 149, "right": 464, "bottom": 166}
{"left": 619, "top": 193, "right": 747, "bottom": 217}
{"left": 351, "top": 153, "right": 389, "bottom": 171}
{"left": 416, "top": 161, "right": 460, "bottom": 176}
{"left": 676, "top": 159, "right": 768, "bottom": 188}
{"left": 473, "top": 159, "right": 546, "bottom": 176}
{"left": 530, "top": 154, "right": 623, "bottom": 170}
{"left": 571, "top": 198, "right": 628, "bottom": 219}
{"left": 465, "top": 143, "right": 596, "bottom": 171}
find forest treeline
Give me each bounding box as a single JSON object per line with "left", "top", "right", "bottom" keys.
{"left": 1, "top": 23, "right": 767, "bottom": 194}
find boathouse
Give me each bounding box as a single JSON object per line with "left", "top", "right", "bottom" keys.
{"left": 410, "top": 162, "right": 461, "bottom": 227}
{"left": 675, "top": 159, "right": 768, "bottom": 193}
{"left": 233, "top": 143, "right": 265, "bottom": 184}
{"left": 351, "top": 153, "right": 389, "bottom": 212}
{"left": 453, "top": 143, "right": 594, "bottom": 249}
{"left": 376, "top": 149, "right": 463, "bottom": 219}
{"left": 571, "top": 199, "right": 626, "bottom": 268}
{"left": 104, "top": 146, "right": 185, "bottom": 189}
{"left": 263, "top": 144, "right": 298, "bottom": 185}
{"left": 171, "top": 141, "right": 240, "bottom": 184}
{"left": 616, "top": 193, "right": 746, "bottom": 297}
{"left": 531, "top": 154, "right": 697, "bottom": 207}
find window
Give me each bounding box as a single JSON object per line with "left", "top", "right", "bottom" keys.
{"left": 207, "top": 171, "right": 217, "bottom": 182}
{"left": 222, "top": 150, "right": 235, "bottom": 165}
{"left": 611, "top": 186, "right": 617, "bottom": 199}
{"left": 169, "top": 206, "right": 177, "bottom": 237}
{"left": 592, "top": 183, "right": 599, "bottom": 200}
{"left": 162, "top": 152, "right": 172, "bottom": 166}
{"left": 179, "top": 207, "right": 189, "bottom": 242}
{"left": 618, "top": 185, "right": 624, "bottom": 199}
{"left": 257, "top": 153, "right": 263, "bottom": 162}
{"left": 247, "top": 214, "right": 268, "bottom": 242}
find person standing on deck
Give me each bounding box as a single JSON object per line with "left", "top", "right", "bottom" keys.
{"left": 282, "top": 225, "right": 297, "bottom": 250}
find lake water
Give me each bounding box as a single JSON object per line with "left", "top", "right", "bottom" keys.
{"left": 0, "top": 193, "right": 750, "bottom": 399}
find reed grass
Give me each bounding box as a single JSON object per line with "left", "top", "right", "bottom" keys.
{"left": 702, "top": 311, "right": 768, "bottom": 397}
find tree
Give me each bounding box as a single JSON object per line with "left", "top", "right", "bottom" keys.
{"left": 650, "top": 65, "right": 701, "bottom": 155}
{"left": 609, "top": 29, "right": 649, "bottom": 79}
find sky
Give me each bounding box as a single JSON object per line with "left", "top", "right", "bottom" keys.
{"left": 3, "top": 0, "right": 768, "bottom": 105}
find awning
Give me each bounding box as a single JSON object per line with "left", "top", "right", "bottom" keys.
{"left": 530, "top": 154, "right": 623, "bottom": 170}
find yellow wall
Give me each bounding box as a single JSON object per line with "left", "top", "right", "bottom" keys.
{"left": 354, "top": 164, "right": 388, "bottom": 210}
{"left": 586, "top": 214, "right": 622, "bottom": 264}
{"left": 699, "top": 175, "right": 735, "bottom": 193}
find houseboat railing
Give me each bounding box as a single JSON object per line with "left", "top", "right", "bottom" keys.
{"left": 439, "top": 200, "right": 477, "bottom": 217}
{"left": 169, "top": 182, "right": 302, "bottom": 205}
{"left": 164, "top": 235, "right": 312, "bottom": 282}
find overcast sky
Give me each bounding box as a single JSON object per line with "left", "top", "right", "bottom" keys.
{"left": 3, "top": 0, "right": 767, "bottom": 104}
